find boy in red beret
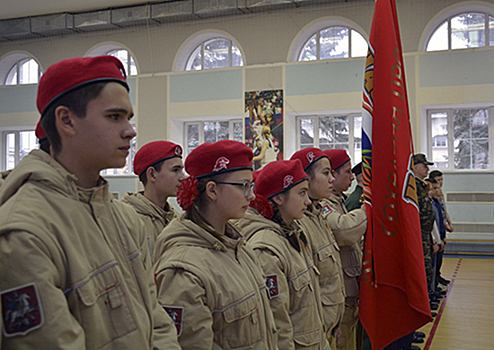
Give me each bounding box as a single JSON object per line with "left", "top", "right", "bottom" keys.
{"left": 121, "top": 140, "right": 185, "bottom": 261}
{"left": 322, "top": 149, "right": 367, "bottom": 350}
{"left": 238, "top": 159, "right": 330, "bottom": 350}
{"left": 290, "top": 148, "right": 345, "bottom": 348}
{"left": 0, "top": 56, "right": 179, "bottom": 349}
{"left": 153, "top": 140, "right": 277, "bottom": 350}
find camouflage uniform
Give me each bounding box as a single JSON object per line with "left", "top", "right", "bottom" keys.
{"left": 416, "top": 177, "right": 434, "bottom": 285}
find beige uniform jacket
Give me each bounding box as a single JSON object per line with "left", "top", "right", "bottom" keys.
{"left": 0, "top": 150, "right": 180, "bottom": 350}
{"left": 154, "top": 214, "right": 277, "bottom": 350}
{"left": 238, "top": 208, "right": 329, "bottom": 350}
{"left": 320, "top": 195, "right": 366, "bottom": 299}
{"left": 121, "top": 191, "right": 178, "bottom": 262}
{"left": 0, "top": 170, "right": 10, "bottom": 188}
{"left": 297, "top": 204, "right": 345, "bottom": 334}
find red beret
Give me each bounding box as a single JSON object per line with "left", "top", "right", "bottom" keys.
{"left": 323, "top": 149, "right": 350, "bottom": 170}
{"left": 255, "top": 160, "right": 308, "bottom": 199}
{"left": 185, "top": 140, "right": 253, "bottom": 179}
{"left": 134, "top": 141, "right": 183, "bottom": 176}
{"left": 37, "top": 56, "right": 128, "bottom": 117}
{"left": 35, "top": 120, "right": 46, "bottom": 140}
{"left": 252, "top": 170, "right": 261, "bottom": 183}
{"left": 290, "top": 147, "right": 329, "bottom": 171}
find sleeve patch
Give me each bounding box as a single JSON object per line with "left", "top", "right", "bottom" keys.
{"left": 1, "top": 283, "right": 44, "bottom": 337}
{"left": 163, "top": 306, "right": 183, "bottom": 336}
{"left": 266, "top": 275, "right": 279, "bottom": 299}
{"left": 321, "top": 204, "right": 332, "bottom": 214}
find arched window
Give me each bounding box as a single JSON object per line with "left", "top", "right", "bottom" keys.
{"left": 1, "top": 54, "right": 41, "bottom": 86}
{"left": 186, "top": 37, "right": 243, "bottom": 71}
{"left": 426, "top": 12, "right": 494, "bottom": 51}
{"left": 86, "top": 44, "right": 138, "bottom": 76}
{"left": 298, "top": 26, "right": 367, "bottom": 61}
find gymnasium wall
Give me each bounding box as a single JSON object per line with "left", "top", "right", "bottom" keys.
{"left": 1, "top": 0, "right": 493, "bottom": 248}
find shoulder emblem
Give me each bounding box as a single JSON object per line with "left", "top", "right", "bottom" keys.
{"left": 163, "top": 306, "right": 184, "bottom": 336}
{"left": 266, "top": 275, "right": 279, "bottom": 299}
{"left": 1, "top": 283, "right": 44, "bottom": 337}
{"left": 321, "top": 204, "right": 332, "bottom": 214}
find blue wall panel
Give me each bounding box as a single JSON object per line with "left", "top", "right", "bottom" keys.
{"left": 286, "top": 59, "right": 365, "bottom": 96}
{"left": 420, "top": 50, "right": 494, "bottom": 87}
{"left": 0, "top": 77, "right": 136, "bottom": 114}
{"left": 170, "top": 69, "right": 242, "bottom": 103}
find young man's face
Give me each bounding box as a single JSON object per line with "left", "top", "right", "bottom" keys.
{"left": 154, "top": 157, "right": 185, "bottom": 198}
{"left": 74, "top": 82, "right": 136, "bottom": 172}
{"left": 435, "top": 175, "right": 444, "bottom": 187}
{"left": 333, "top": 161, "right": 354, "bottom": 193}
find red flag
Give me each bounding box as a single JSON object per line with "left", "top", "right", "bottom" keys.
{"left": 360, "top": 0, "right": 431, "bottom": 349}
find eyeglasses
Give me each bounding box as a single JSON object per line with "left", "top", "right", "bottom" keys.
{"left": 215, "top": 181, "right": 255, "bottom": 197}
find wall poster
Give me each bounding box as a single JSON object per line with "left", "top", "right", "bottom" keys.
{"left": 245, "top": 90, "right": 283, "bottom": 170}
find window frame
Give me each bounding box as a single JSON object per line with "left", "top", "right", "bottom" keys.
{"left": 174, "top": 31, "right": 245, "bottom": 72}
{"left": 296, "top": 113, "right": 362, "bottom": 164}
{"left": 427, "top": 106, "right": 494, "bottom": 170}
{"left": 185, "top": 37, "right": 243, "bottom": 71}
{"left": 106, "top": 48, "right": 138, "bottom": 76}
{"left": 184, "top": 118, "right": 243, "bottom": 156}
{"left": 1, "top": 55, "right": 41, "bottom": 86}
{"left": 1, "top": 127, "right": 38, "bottom": 171}
{"left": 86, "top": 43, "right": 138, "bottom": 76}
{"left": 288, "top": 18, "right": 368, "bottom": 62}
{"left": 424, "top": 9, "right": 494, "bottom": 52}
{"left": 297, "top": 26, "right": 367, "bottom": 61}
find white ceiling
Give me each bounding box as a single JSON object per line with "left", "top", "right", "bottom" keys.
{"left": 1, "top": 0, "right": 151, "bottom": 20}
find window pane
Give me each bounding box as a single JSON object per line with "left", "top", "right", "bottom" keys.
{"left": 490, "top": 16, "right": 494, "bottom": 46}
{"left": 186, "top": 45, "right": 202, "bottom": 71}
{"left": 334, "top": 116, "right": 349, "bottom": 142}
{"left": 453, "top": 109, "right": 489, "bottom": 169}
{"left": 217, "top": 121, "right": 230, "bottom": 140}
{"left": 299, "top": 118, "right": 314, "bottom": 146}
{"left": 18, "top": 59, "right": 39, "bottom": 84}
{"left": 426, "top": 21, "right": 448, "bottom": 51}
{"left": 204, "top": 122, "right": 217, "bottom": 143}
{"left": 203, "top": 38, "right": 229, "bottom": 70}
{"left": 319, "top": 117, "right": 333, "bottom": 147}
{"left": 5, "top": 64, "right": 18, "bottom": 85}
{"left": 6, "top": 133, "right": 15, "bottom": 170}
{"left": 320, "top": 27, "right": 349, "bottom": 59}
{"left": 233, "top": 121, "right": 243, "bottom": 142}
{"left": 353, "top": 116, "right": 362, "bottom": 164}
{"left": 232, "top": 43, "right": 244, "bottom": 67}
{"left": 472, "top": 140, "right": 489, "bottom": 169}
{"left": 187, "top": 124, "right": 199, "bottom": 153}
{"left": 299, "top": 34, "right": 318, "bottom": 61}
{"left": 129, "top": 56, "right": 137, "bottom": 76}
{"left": 108, "top": 49, "right": 138, "bottom": 76}
{"left": 430, "top": 112, "right": 449, "bottom": 169}
{"left": 19, "top": 131, "right": 37, "bottom": 161}
{"left": 351, "top": 30, "right": 368, "bottom": 57}
{"left": 451, "top": 13, "right": 486, "bottom": 49}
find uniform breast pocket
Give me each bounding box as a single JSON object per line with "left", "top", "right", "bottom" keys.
{"left": 289, "top": 271, "right": 314, "bottom": 312}
{"left": 74, "top": 264, "right": 138, "bottom": 349}
{"left": 289, "top": 272, "right": 321, "bottom": 347}
{"left": 216, "top": 295, "right": 262, "bottom": 349}
{"left": 316, "top": 244, "right": 340, "bottom": 283}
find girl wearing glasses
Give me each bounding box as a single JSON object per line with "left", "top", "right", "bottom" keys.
{"left": 153, "top": 140, "right": 277, "bottom": 350}
{"left": 237, "top": 159, "right": 330, "bottom": 350}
